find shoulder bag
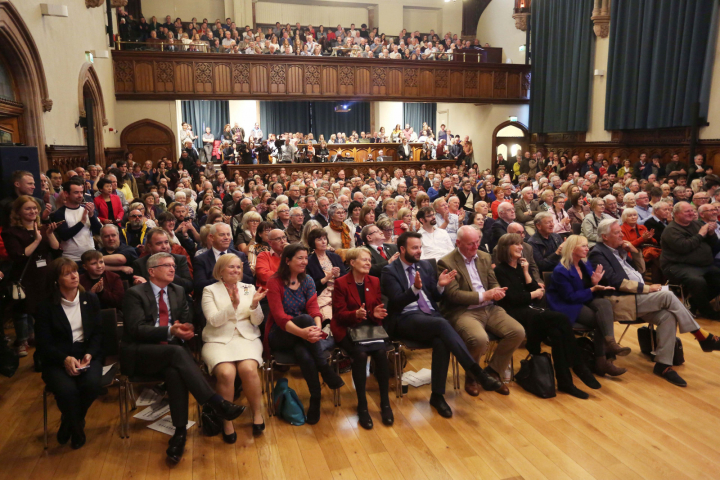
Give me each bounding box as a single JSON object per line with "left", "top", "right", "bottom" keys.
{"left": 515, "top": 352, "right": 556, "bottom": 398}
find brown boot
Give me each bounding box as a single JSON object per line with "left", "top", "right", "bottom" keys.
{"left": 464, "top": 376, "right": 480, "bottom": 397}
{"left": 595, "top": 357, "right": 627, "bottom": 377}
{"left": 605, "top": 337, "right": 631, "bottom": 357}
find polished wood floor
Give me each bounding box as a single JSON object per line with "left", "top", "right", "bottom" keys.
{"left": 2, "top": 319, "right": 720, "bottom": 480}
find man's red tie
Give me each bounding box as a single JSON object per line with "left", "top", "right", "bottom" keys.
{"left": 158, "top": 289, "right": 169, "bottom": 327}
{"left": 378, "top": 246, "right": 388, "bottom": 260}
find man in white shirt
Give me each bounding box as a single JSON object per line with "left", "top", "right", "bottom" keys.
{"left": 634, "top": 191, "right": 653, "bottom": 224}
{"left": 250, "top": 123, "right": 263, "bottom": 142}
{"left": 50, "top": 178, "right": 102, "bottom": 262}
{"left": 417, "top": 206, "right": 454, "bottom": 261}
{"left": 433, "top": 197, "right": 459, "bottom": 243}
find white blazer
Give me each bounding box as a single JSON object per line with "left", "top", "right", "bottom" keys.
{"left": 201, "top": 281, "right": 263, "bottom": 345}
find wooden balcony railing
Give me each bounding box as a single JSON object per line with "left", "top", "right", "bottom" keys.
{"left": 112, "top": 50, "right": 530, "bottom": 103}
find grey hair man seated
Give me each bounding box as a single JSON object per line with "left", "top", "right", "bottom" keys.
{"left": 588, "top": 218, "right": 720, "bottom": 387}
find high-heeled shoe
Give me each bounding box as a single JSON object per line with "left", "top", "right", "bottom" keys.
{"left": 222, "top": 428, "right": 237, "bottom": 444}
{"left": 252, "top": 417, "right": 265, "bottom": 436}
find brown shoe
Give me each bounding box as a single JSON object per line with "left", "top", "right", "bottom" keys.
{"left": 595, "top": 357, "right": 627, "bottom": 377}
{"left": 464, "top": 377, "right": 480, "bottom": 397}
{"left": 605, "top": 339, "right": 631, "bottom": 357}
{"left": 484, "top": 367, "right": 510, "bottom": 395}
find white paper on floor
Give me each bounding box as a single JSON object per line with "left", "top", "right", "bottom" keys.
{"left": 133, "top": 400, "right": 171, "bottom": 421}
{"left": 147, "top": 416, "right": 196, "bottom": 436}
{"left": 402, "top": 368, "right": 432, "bottom": 387}
{"left": 136, "top": 388, "right": 164, "bottom": 406}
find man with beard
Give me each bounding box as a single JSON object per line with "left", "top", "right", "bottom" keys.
{"left": 120, "top": 208, "right": 149, "bottom": 248}
{"left": 170, "top": 203, "right": 201, "bottom": 244}
{"left": 416, "top": 206, "right": 454, "bottom": 261}
{"left": 380, "top": 231, "right": 503, "bottom": 418}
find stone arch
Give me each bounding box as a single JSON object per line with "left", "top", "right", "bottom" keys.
{"left": 0, "top": 0, "right": 52, "bottom": 170}
{"left": 78, "top": 62, "right": 107, "bottom": 165}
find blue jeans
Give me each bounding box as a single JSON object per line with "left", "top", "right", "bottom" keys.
{"left": 14, "top": 313, "right": 34, "bottom": 343}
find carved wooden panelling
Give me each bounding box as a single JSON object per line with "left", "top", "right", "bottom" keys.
{"left": 356, "top": 68, "right": 370, "bottom": 95}
{"left": 214, "top": 63, "right": 232, "bottom": 93}
{"left": 155, "top": 61, "right": 174, "bottom": 92}
{"left": 287, "top": 66, "right": 303, "bottom": 94}
{"left": 322, "top": 66, "right": 337, "bottom": 95}
{"left": 175, "top": 63, "right": 194, "bottom": 92}
{"left": 112, "top": 51, "right": 531, "bottom": 104}
{"left": 135, "top": 62, "right": 153, "bottom": 92}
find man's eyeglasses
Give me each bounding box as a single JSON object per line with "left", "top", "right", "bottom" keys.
{"left": 129, "top": 214, "right": 143, "bottom": 218}
{"left": 151, "top": 264, "right": 176, "bottom": 270}
{"left": 269, "top": 235, "right": 287, "bottom": 242}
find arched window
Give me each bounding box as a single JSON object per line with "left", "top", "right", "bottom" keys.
{"left": 510, "top": 144, "right": 522, "bottom": 157}
{"left": 496, "top": 144, "right": 508, "bottom": 159}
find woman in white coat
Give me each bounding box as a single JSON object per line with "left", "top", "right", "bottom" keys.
{"left": 202, "top": 254, "right": 267, "bottom": 441}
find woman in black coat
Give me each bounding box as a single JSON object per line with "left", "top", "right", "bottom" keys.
{"left": 35, "top": 258, "right": 104, "bottom": 449}
{"left": 306, "top": 229, "right": 347, "bottom": 321}
{"left": 493, "top": 233, "right": 598, "bottom": 399}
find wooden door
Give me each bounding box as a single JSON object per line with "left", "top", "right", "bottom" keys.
{"left": 120, "top": 119, "right": 176, "bottom": 166}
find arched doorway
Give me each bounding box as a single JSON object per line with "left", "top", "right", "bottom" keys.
{"left": 121, "top": 119, "right": 177, "bottom": 166}
{"left": 78, "top": 62, "right": 107, "bottom": 166}
{"left": 0, "top": 1, "right": 52, "bottom": 170}
{"left": 491, "top": 120, "right": 529, "bottom": 175}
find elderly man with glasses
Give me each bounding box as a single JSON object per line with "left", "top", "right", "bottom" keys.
{"left": 255, "top": 229, "right": 289, "bottom": 289}
{"left": 286, "top": 207, "right": 306, "bottom": 244}
{"left": 361, "top": 224, "right": 400, "bottom": 277}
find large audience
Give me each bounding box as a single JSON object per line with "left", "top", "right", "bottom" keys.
{"left": 116, "top": 10, "right": 489, "bottom": 60}
{"left": 178, "top": 121, "right": 473, "bottom": 165}
{"left": 2, "top": 145, "right": 719, "bottom": 461}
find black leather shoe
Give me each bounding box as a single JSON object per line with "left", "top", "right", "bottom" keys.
{"left": 208, "top": 401, "right": 246, "bottom": 421}
{"left": 429, "top": 393, "right": 452, "bottom": 418}
{"left": 252, "top": 419, "right": 265, "bottom": 436}
{"left": 71, "top": 431, "right": 86, "bottom": 449}
{"left": 700, "top": 334, "right": 720, "bottom": 352}
{"left": 222, "top": 431, "right": 237, "bottom": 444}
{"left": 358, "top": 409, "right": 373, "bottom": 430}
{"left": 470, "top": 364, "right": 503, "bottom": 391}
{"left": 381, "top": 405, "right": 394, "bottom": 426}
{"left": 166, "top": 431, "right": 187, "bottom": 464}
{"left": 654, "top": 363, "right": 687, "bottom": 387}
{"left": 57, "top": 416, "right": 71, "bottom": 445}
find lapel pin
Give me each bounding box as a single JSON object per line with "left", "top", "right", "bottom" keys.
{"left": 83, "top": 301, "right": 87, "bottom": 305}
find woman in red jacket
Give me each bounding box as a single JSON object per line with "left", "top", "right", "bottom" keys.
{"left": 620, "top": 207, "right": 660, "bottom": 264}
{"left": 93, "top": 178, "right": 124, "bottom": 226}
{"left": 332, "top": 248, "right": 392, "bottom": 430}
{"left": 265, "top": 243, "right": 344, "bottom": 425}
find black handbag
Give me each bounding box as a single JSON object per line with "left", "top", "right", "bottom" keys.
{"left": 348, "top": 325, "right": 389, "bottom": 352}
{"left": 637, "top": 326, "right": 684, "bottom": 366}
{"left": 200, "top": 404, "right": 222, "bottom": 436}
{"left": 515, "top": 352, "right": 556, "bottom": 398}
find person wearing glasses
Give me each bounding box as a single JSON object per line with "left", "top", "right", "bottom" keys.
{"left": 255, "top": 229, "right": 289, "bottom": 290}
{"left": 123, "top": 252, "right": 245, "bottom": 463}
{"left": 285, "top": 207, "right": 306, "bottom": 244}
{"left": 120, "top": 208, "right": 150, "bottom": 248}
{"left": 323, "top": 203, "right": 355, "bottom": 251}
{"left": 361, "top": 224, "right": 400, "bottom": 278}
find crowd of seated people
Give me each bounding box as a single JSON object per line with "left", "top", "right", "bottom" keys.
{"left": 116, "top": 9, "right": 490, "bottom": 60}
{"left": 177, "top": 120, "right": 472, "bottom": 165}
{"left": 2, "top": 146, "right": 720, "bottom": 462}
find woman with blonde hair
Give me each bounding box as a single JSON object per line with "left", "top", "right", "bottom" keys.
{"left": 235, "top": 211, "right": 262, "bottom": 254}
{"left": 581, "top": 197, "right": 612, "bottom": 248}
{"left": 546, "top": 235, "right": 628, "bottom": 377}
{"left": 202, "top": 254, "right": 267, "bottom": 440}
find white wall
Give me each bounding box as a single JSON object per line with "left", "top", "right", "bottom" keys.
{"left": 13, "top": 0, "right": 119, "bottom": 148}
{"left": 476, "top": 0, "right": 526, "bottom": 64}
{"left": 374, "top": 102, "right": 404, "bottom": 132}
{"left": 437, "top": 103, "right": 529, "bottom": 171}
{"left": 228, "top": 100, "right": 259, "bottom": 139}
{"left": 255, "top": 3, "right": 368, "bottom": 28}
{"left": 140, "top": 0, "right": 226, "bottom": 23}
{"left": 403, "top": 7, "right": 440, "bottom": 34}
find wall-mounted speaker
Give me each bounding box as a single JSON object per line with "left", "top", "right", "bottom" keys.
{"left": 0, "top": 146, "right": 42, "bottom": 199}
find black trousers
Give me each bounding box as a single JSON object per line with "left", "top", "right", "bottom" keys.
{"left": 663, "top": 264, "right": 720, "bottom": 313}
{"left": 511, "top": 307, "right": 580, "bottom": 379}
{"left": 42, "top": 345, "right": 102, "bottom": 433}
{"left": 393, "top": 311, "right": 477, "bottom": 395}
{"left": 132, "top": 344, "right": 215, "bottom": 428}
{"left": 339, "top": 336, "right": 390, "bottom": 409}
{"left": 268, "top": 314, "right": 329, "bottom": 398}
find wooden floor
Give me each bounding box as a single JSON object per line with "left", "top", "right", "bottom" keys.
{"left": 2, "top": 319, "right": 720, "bottom": 480}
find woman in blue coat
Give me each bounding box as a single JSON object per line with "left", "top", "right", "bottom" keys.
{"left": 546, "top": 235, "right": 628, "bottom": 377}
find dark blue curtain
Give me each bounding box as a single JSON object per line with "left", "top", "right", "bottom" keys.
{"left": 403, "top": 103, "right": 436, "bottom": 134}
{"left": 259, "top": 101, "right": 370, "bottom": 140}
{"left": 259, "top": 101, "right": 311, "bottom": 137}
{"left": 529, "top": 0, "right": 594, "bottom": 134}
{"left": 311, "top": 102, "right": 371, "bottom": 139}
{"left": 605, "top": 0, "right": 716, "bottom": 130}
{"left": 181, "top": 100, "right": 229, "bottom": 148}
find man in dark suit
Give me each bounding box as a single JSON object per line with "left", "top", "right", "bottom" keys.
{"left": 397, "top": 138, "right": 412, "bottom": 161}
{"left": 361, "top": 225, "right": 399, "bottom": 278}
{"left": 643, "top": 200, "right": 671, "bottom": 244}
{"left": 313, "top": 197, "right": 330, "bottom": 227}
{"left": 122, "top": 252, "right": 244, "bottom": 463}
{"left": 132, "top": 229, "right": 194, "bottom": 295}
{"left": 193, "top": 223, "right": 253, "bottom": 301}
{"left": 380, "top": 232, "right": 502, "bottom": 418}
{"left": 489, "top": 202, "right": 516, "bottom": 252}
